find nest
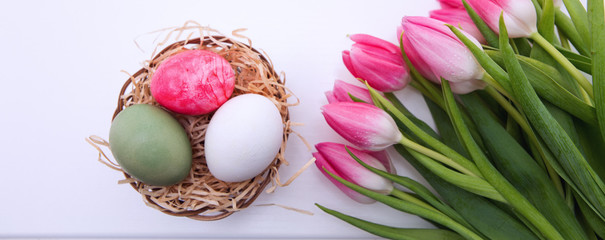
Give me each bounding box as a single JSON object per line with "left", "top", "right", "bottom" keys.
{"left": 89, "top": 25, "right": 296, "bottom": 221}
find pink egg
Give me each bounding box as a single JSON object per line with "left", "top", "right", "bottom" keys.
{"left": 151, "top": 50, "right": 235, "bottom": 115}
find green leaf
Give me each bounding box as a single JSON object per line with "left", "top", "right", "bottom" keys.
{"left": 576, "top": 194, "right": 605, "bottom": 239}
{"left": 529, "top": 32, "right": 594, "bottom": 99}
{"left": 562, "top": 0, "right": 591, "bottom": 51}
{"left": 500, "top": 12, "right": 605, "bottom": 226}
{"left": 513, "top": 38, "right": 533, "bottom": 57}
{"left": 384, "top": 95, "right": 539, "bottom": 240}
{"left": 555, "top": 45, "right": 592, "bottom": 74}
{"left": 421, "top": 100, "right": 541, "bottom": 240}
{"left": 321, "top": 168, "right": 484, "bottom": 240}
{"left": 442, "top": 74, "right": 563, "bottom": 240}
{"left": 316, "top": 204, "right": 466, "bottom": 240}
{"left": 554, "top": 9, "right": 590, "bottom": 56}
{"left": 589, "top": 0, "right": 605, "bottom": 160}
{"left": 462, "top": 93, "right": 589, "bottom": 240}
{"left": 575, "top": 119, "right": 605, "bottom": 183}
{"left": 486, "top": 50, "right": 597, "bottom": 125}
{"left": 537, "top": 0, "right": 556, "bottom": 42}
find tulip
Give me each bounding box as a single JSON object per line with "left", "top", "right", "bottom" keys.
{"left": 321, "top": 102, "right": 402, "bottom": 151}
{"left": 430, "top": 8, "right": 486, "bottom": 44}
{"left": 437, "top": 0, "right": 464, "bottom": 9}
{"left": 314, "top": 142, "right": 394, "bottom": 203}
{"left": 342, "top": 34, "right": 411, "bottom": 92}
{"left": 401, "top": 16, "right": 486, "bottom": 94}
{"left": 325, "top": 80, "right": 374, "bottom": 104}
{"left": 465, "top": 0, "right": 537, "bottom": 38}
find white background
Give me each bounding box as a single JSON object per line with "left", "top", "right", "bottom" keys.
{"left": 0, "top": 0, "right": 440, "bottom": 238}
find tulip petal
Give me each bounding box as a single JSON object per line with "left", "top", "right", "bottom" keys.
{"left": 466, "top": 0, "right": 537, "bottom": 38}
{"left": 350, "top": 34, "right": 401, "bottom": 55}
{"left": 449, "top": 78, "right": 488, "bottom": 94}
{"left": 401, "top": 16, "right": 485, "bottom": 93}
{"left": 325, "top": 90, "right": 338, "bottom": 104}
{"left": 430, "top": 8, "right": 486, "bottom": 44}
{"left": 438, "top": 0, "right": 464, "bottom": 9}
{"left": 314, "top": 152, "right": 376, "bottom": 204}
{"left": 342, "top": 50, "right": 357, "bottom": 77}
{"left": 343, "top": 34, "right": 410, "bottom": 92}
{"left": 321, "top": 102, "right": 403, "bottom": 151}
{"left": 402, "top": 35, "right": 438, "bottom": 82}
{"left": 364, "top": 149, "right": 397, "bottom": 174}
{"left": 500, "top": 0, "right": 537, "bottom": 37}
{"left": 349, "top": 48, "right": 409, "bottom": 91}
{"left": 405, "top": 28, "right": 482, "bottom": 82}
{"left": 316, "top": 143, "right": 394, "bottom": 194}
{"left": 332, "top": 80, "right": 374, "bottom": 103}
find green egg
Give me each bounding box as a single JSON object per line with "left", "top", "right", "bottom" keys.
{"left": 109, "top": 104, "right": 192, "bottom": 186}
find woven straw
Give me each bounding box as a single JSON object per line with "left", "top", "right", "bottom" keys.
{"left": 91, "top": 28, "right": 293, "bottom": 221}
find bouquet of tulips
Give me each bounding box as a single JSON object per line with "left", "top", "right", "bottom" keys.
{"left": 313, "top": 0, "right": 605, "bottom": 239}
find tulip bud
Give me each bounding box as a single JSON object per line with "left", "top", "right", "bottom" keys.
{"left": 314, "top": 142, "right": 394, "bottom": 203}
{"left": 342, "top": 34, "right": 411, "bottom": 92}
{"left": 401, "top": 16, "right": 486, "bottom": 94}
{"left": 465, "top": 0, "right": 537, "bottom": 38}
{"left": 430, "top": 8, "right": 486, "bottom": 44}
{"left": 325, "top": 80, "right": 374, "bottom": 104}
{"left": 321, "top": 102, "right": 402, "bottom": 151}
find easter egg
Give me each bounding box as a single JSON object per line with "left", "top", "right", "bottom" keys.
{"left": 204, "top": 94, "right": 284, "bottom": 182}
{"left": 109, "top": 104, "right": 192, "bottom": 186}
{"left": 150, "top": 49, "right": 235, "bottom": 115}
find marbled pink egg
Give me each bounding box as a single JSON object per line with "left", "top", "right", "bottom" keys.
{"left": 151, "top": 50, "right": 235, "bottom": 115}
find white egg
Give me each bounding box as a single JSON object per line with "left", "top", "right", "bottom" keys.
{"left": 205, "top": 94, "right": 284, "bottom": 182}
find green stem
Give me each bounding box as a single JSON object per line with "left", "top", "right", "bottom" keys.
{"left": 530, "top": 32, "right": 594, "bottom": 99}
{"left": 390, "top": 188, "right": 439, "bottom": 213}
{"left": 482, "top": 73, "right": 512, "bottom": 99}
{"left": 398, "top": 137, "right": 479, "bottom": 177}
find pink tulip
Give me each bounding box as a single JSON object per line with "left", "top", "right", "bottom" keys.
{"left": 325, "top": 80, "right": 374, "bottom": 104}
{"left": 466, "top": 0, "right": 537, "bottom": 38}
{"left": 342, "top": 34, "right": 411, "bottom": 92}
{"left": 401, "top": 16, "right": 486, "bottom": 94}
{"left": 438, "top": 0, "right": 464, "bottom": 9}
{"left": 430, "top": 8, "right": 486, "bottom": 44}
{"left": 314, "top": 142, "right": 394, "bottom": 203}
{"left": 321, "top": 102, "right": 402, "bottom": 151}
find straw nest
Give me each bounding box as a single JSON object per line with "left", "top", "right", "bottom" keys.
{"left": 88, "top": 24, "right": 296, "bottom": 221}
